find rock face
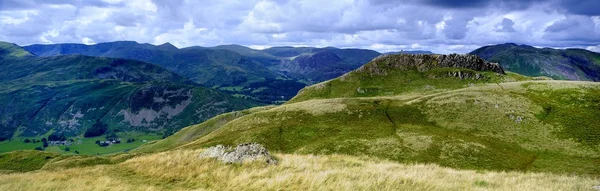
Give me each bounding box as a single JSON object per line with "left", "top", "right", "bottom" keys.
{"left": 360, "top": 54, "right": 505, "bottom": 76}
{"left": 199, "top": 143, "right": 277, "bottom": 165}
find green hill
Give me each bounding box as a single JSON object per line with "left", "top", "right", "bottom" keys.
{"left": 470, "top": 43, "right": 600, "bottom": 81}
{"left": 0, "top": 42, "right": 256, "bottom": 154}
{"left": 0, "top": 42, "right": 34, "bottom": 58}
{"left": 140, "top": 54, "right": 600, "bottom": 176}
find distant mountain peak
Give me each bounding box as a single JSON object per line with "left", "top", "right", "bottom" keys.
{"left": 157, "top": 42, "right": 178, "bottom": 51}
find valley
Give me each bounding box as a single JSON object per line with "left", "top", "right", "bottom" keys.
{"left": 1, "top": 42, "right": 599, "bottom": 190}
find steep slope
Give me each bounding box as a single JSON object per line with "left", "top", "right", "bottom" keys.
{"left": 470, "top": 43, "right": 600, "bottom": 81}
{"left": 151, "top": 54, "right": 600, "bottom": 175}
{"left": 0, "top": 43, "right": 256, "bottom": 147}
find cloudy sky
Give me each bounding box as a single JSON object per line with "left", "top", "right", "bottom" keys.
{"left": 0, "top": 0, "right": 599, "bottom": 53}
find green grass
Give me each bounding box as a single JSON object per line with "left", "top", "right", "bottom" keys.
{"left": 0, "top": 150, "right": 60, "bottom": 172}
{"left": 0, "top": 134, "right": 162, "bottom": 156}
{"left": 135, "top": 106, "right": 274, "bottom": 153}
{"left": 218, "top": 86, "right": 244, "bottom": 91}
{"left": 0, "top": 140, "right": 42, "bottom": 153}
{"left": 65, "top": 135, "right": 161, "bottom": 155}
{"left": 0, "top": 42, "right": 33, "bottom": 58}
{"left": 289, "top": 65, "right": 528, "bottom": 103}
{"left": 174, "top": 81, "right": 600, "bottom": 176}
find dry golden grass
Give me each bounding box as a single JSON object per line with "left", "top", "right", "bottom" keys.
{"left": 0, "top": 149, "right": 597, "bottom": 191}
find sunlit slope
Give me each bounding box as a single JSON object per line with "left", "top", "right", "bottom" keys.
{"left": 176, "top": 80, "right": 599, "bottom": 174}
{"left": 134, "top": 106, "right": 275, "bottom": 153}
{"left": 156, "top": 54, "right": 599, "bottom": 175}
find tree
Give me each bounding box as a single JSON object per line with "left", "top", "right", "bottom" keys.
{"left": 41, "top": 138, "right": 47, "bottom": 142}
{"left": 84, "top": 121, "right": 108, "bottom": 137}
{"left": 48, "top": 133, "right": 67, "bottom": 141}
{"left": 105, "top": 130, "right": 118, "bottom": 141}
{"left": 42, "top": 141, "right": 48, "bottom": 148}
{"left": 34, "top": 146, "right": 43, "bottom": 151}
{"left": 64, "top": 147, "right": 70, "bottom": 152}
{"left": 23, "top": 139, "right": 31, "bottom": 143}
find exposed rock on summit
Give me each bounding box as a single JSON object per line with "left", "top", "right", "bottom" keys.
{"left": 199, "top": 143, "right": 277, "bottom": 165}
{"left": 358, "top": 53, "right": 505, "bottom": 76}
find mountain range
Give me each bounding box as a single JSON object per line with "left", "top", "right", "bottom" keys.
{"left": 24, "top": 42, "right": 382, "bottom": 103}
{"left": 470, "top": 43, "right": 600, "bottom": 81}
{"left": 0, "top": 42, "right": 255, "bottom": 143}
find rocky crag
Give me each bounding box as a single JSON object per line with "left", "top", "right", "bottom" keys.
{"left": 199, "top": 143, "right": 277, "bottom": 165}
{"left": 358, "top": 54, "right": 505, "bottom": 76}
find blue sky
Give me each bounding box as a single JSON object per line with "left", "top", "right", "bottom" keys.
{"left": 0, "top": 0, "right": 599, "bottom": 53}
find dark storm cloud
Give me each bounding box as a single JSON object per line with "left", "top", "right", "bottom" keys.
{"left": 420, "top": 0, "right": 545, "bottom": 10}
{"left": 545, "top": 18, "right": 579, "bottom": 32}
{"left": 558, "top": 0, "right": 600, "bottom": 16}
{"left": 496, "top": 18, "right": 516, "bottom": 32}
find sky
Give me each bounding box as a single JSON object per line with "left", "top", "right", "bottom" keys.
{"left": 0, "top": 0, "right": 599, "bottom": 54}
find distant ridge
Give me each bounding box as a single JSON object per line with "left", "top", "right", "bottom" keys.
{"left": 470, "top": 43, "right": 600, "bottom": 81}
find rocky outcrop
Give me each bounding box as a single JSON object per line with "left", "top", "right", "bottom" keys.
{"left": 359, "top": 54, "right": 505, "bottom": 76}
{"left": 199, "top": 143, "right": 277, "bottom": 165}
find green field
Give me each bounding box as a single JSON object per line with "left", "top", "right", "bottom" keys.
{"left": 0, "top": 134, "right": 161, "bottom": 156}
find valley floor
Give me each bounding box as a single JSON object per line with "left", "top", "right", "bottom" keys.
{"left": 0, "top": 149, "right": 597, "bottom": 191}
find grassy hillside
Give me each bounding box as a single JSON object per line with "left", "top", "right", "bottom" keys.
{"left": 0, "top": 42, "right": 34, "bottom": 58}
{"left": 289, "top": 54, "right": 511, "bottom": 103}
{"left": 134, "top": 106, "right": 275, "bottom": 153}
{"left": 470, "top": 43, "right": 600, "bottom": 81}
{"left": 0, "top": 149, "right": 596, "bottom": 190}
{"left": 139, "top": 54, "right": 600, "bottom": 176}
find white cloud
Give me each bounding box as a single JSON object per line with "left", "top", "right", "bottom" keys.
{"left": 82, "top": 37, "right": 95, "bottom": 45}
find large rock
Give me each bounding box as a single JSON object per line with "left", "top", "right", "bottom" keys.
{"left": 199, "top": 143, "right": 277, "bottom": 165}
